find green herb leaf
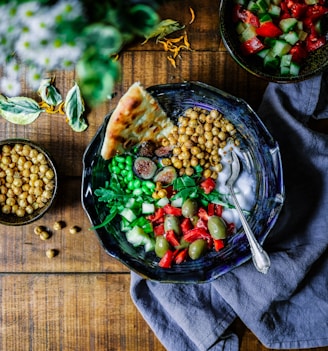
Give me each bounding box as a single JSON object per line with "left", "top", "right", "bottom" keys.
{"left": 64, "top": 82, "right": 88, "bottom": 132}
{"left": 0, "top": 95, "right": 44, "bottom": 125}
{"left": 143, "top": 19, "right": 185, "bottom": 43}
{"left": 37, "top": 78, "right": 63, "bottom": 106}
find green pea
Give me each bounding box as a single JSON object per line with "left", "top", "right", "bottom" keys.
{"left": 111, "top": 166, "right": 121, "bottom": 174}
{"left": 143, "top": 180, "right": 156, "bottom": 190}
{"left": 115, "top": 156, "right": 125, "bottom": 163}
{"left": 155, "top": 236, "right": 170, "bottom": 258}
{"left": 207, "top": 216, "right": 227, "bottom": 239}
{"left": 127, "top": 171, "right": 134, "bottom": 181}
{"left": 125, "top": 155, "right": 133, "bottom": 165}
{"left": 188, "top": 239, "right": 207, "bottom": 260}
{"left": 118, "top": 162, "right": 125, "bottom": 170}
{"left": 142, "top": 185, "right": 152, "bottom": 195}
{"left": 121, "top": 169, "right": 128, "bottom": 177}
{"left": 133, "top": 179, "right": 141, "bottom": 188}
{"left": 133, "top": 188, "right": 143, "bottom": 196}
{"left": 128, "top": 181, "right": 135, "bottom": 190}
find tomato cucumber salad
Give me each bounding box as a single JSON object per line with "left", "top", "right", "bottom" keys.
{"left": 233, "top": 0, "right": 328, "bottom": 76}
{"left": 94, "top": 143, "right": 255, "bottom": 269}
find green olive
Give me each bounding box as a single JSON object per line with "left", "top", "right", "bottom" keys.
{"left": 155, "top": 236, "right": 170, "bottom": 258}
{"left": 181, "top": 198, "right": 198, "bottom": 218}
{"left": 188, "top": 239, "right": 207, "bottom": 260}
{"left": 164, "top": 215, "right": 181, "bottom": 235}
{"left": 207, "top": 215, "right": 227, "bottom": 239}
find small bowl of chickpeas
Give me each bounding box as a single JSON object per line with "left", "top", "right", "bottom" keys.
{"left": 0, "top": 139, "right": 58, "bottom": 226}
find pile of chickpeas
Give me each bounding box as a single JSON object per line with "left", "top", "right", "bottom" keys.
{"left": 0, "top": 142, "right": 56, "bottom": 218}
{"left": 160, "top": 107, "right": 240, "bottom": 178}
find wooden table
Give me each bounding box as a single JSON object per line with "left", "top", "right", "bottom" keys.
{"left": 0, "top": 1, "right": 327, "bottom": 350}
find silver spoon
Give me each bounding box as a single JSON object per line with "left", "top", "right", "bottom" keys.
{"left": 226, "top": 151, "right": 271, "bottom": 274}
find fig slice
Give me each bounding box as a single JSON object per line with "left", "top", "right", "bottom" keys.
{"left": 153, "top": 166, "right": 177, "bottom": 185}
{"left": 133, "top": 157, "right": 157, "bottom": 180}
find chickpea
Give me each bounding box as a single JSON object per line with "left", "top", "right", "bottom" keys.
{"left": 203, "top": 169, "right": 212, "bottom": 178}
{"left": 2, "top": 204, "right": 11, "bottom": 214}
{"left": 69, "top": 226, "right": 80, "bottom": 234}
{"left": 16, "top": 208, "right": 26, "bottom": 217}
{"left": 53, "top": 221, "right": 65, "bottom": 231}
{"left": 46, "top": 249, "right": 57, "bottom": 258}
{"left": 157, "top": 189, "right": 167, "bottom": 198}
{"left": 40, "top": 231, "right": 50, "bottom": 240}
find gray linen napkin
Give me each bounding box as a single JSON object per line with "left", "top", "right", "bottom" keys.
{"left": 130, "top": 73, "right": 328, "bottom": 351}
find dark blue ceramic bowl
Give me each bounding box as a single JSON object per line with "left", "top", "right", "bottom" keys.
{"left": 219, "top": 0, "right": 328, "bottom": 82}
{"left": 81, "top": 82, "right": 285, "bottom": 283}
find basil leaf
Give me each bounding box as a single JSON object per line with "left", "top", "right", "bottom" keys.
{"left": 0, "top": 95, "right": 43, "bottom": 125}
{"left": 64, "top": 82, "right": 88, "bottom": 132}
{"left": 37, "top": 78, "right": 63, "bottom": 106}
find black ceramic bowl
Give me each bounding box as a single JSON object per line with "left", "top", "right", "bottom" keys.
{"left": 219, "top": 0, "right": 328, "bottom": 82}
{"left": 82, "top": 82, "right": 285, "bottom": 283}
{"left": 0, "top": 138, "right": 58, "bottom": 226}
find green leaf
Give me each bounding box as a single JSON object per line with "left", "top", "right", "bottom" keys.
{"left": 83, "top": 24, "right": 123, "bottom": 57}
{"left": 37, "top": 78, "right": 63, "bottom": 106}
{"left": 143, "top": 19, "right": 185, "bottom": 43}
{"left": 64, "top": 82, "right": 88, "bottom": 132}
{"left": 0, "top": 95, "right": 44, "bottom": 125}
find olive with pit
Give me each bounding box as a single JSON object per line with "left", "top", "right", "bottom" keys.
{"left": 181, "top": 198, "right": 198, "bottom": 218}
{"left": 155, "top": 236, "right": 170, "bottom": 258}
{"left": 188, "top": 239, "right": 207, "bottom": 260}
{"left": 164, "top": 215, "right": 181, "bottom": 235}
{"left": 207, "top": 215, "right": 227, "bottom": 239}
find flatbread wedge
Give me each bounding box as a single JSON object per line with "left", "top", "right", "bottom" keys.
{"left": 101, "top": 82, "right": 174, "bottom": 160}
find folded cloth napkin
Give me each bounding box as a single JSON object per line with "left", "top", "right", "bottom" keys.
{"left": 130, "top": 72, "right": 328, "bottom": 351}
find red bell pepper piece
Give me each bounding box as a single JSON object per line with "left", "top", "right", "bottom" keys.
{"left": 163, "top": 204, "right": 182, "bottom": 216}
{"left": 306, "top": 34, "right": 326, "bottom": 52}
{"left": 180, "top": 217, "right": 193, "bottom": 234}
{"left": 256, "top": 22, "right": 283, "bottom": 37}
{"left": 232, "top": 4, "right": 260, "bottom": 27}
{"left": 174, "top": 248, "right": 188, "bottom": 264}
{"left": 158, "top": 250, "right": 174, "bottom": 268}
{"left": 214, "top": 239, "right": 225, "bottom": 252}
{"left": 183, "top": 227, "right": 212, "bottom": 243}
{"left": 290, "top": 3, "right": 307, "bottom": 19}
{"left": 215, "top": 204, "right": 223, "bottom": 217}
{"left": 207, "top": 203, "right": 215, "bottom": 216}
{"left": 197, "top": 207, "right": 209, "bottom": 221}
{"left": 147, "top": 207, "right": 165, "bottom": 223}
{"left": 289, "top": 43, "right": 308, "bottom": 63}
{"left": 240, "top": 37, "right": 265, "bottom": 56}
{"left": 306, "top": 4, "right": 328, "bottom": 21}
{"left": 153, "top": 223, "right": 165, "bottom": 236}
{"left": 200, "top": 177, "right": 216, "bottom": 194}
{"left": 165, "top": 229, "right": 180, "bottom": 248}
{"left": 196, "top": 218, "right": 208, "bottom": 230}
{"left": 226, "top": 222, "right": 236, "bottom": 236}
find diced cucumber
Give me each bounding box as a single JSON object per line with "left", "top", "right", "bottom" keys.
{"left": 256, "top": 0, "right": 269, "bottom": 13}
{"left": 268, "top": 4, "right": 281, "bottom": 17}
{"left": 280, "top": 65, "right": 290, "bottom": 75}
{"left": 157, "top": 197, "right": 170, "bottom": 207}
{"left": 142, "top": 202, "right": 155, "bottom": 215}
{"left": 121, "top": 217, "right": 132, "bottom": 232}
{"left": 257, "top": 48, "right": 270, "bottom": 59}
{"left": 236, "top": 21, "right": 248, "bottom": 35}
{"left": 314, "top": 19, "right": 324, "bottom": 35}
{"left": 239, "top": 25, "right": 258, "bottom": 42}
{"left": 247, "top": 1, "right": 260, "bottom": 12}
{"left": 271, "top": 39, "right": 292, "bottom": 57}
{"left": 280, "top": 54, "right": 292, "bottom": 67}
{"left": 126, "top": 226, "right": 155, "bottom": 252}
{"left": 259, "top": 13, "right": 272, "bottom": 24}
{"left": 279, "top": 18, "right": 298, "bottom": 33}
{"left": 305, "top": 0, "right": 319, "bottom": 4}
{"left": 283, "top": 31, "right": 299, "bottom": 45}
{"left": 170, "top": 197, "right": 183, "bottom": 208}
{"left": 264, "top": 51, "right": 280, "bottom": 69}
{"left": 125, "top": 197, "right": 137, "bottom": 209}
{"left": 120, "top": 208, "right": 137, "bottom": 222}
{"left": 290, "top": 61, "right": 301, "bottom": 76}
{"left": 297, "top": 30, "right": 308, "bottom": 41}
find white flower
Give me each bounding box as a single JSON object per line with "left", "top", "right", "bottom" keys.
{"left": 16, "top": 2, "right": 41, "bottom": 26}
{"left": 0, "top": 76, "right": 21, "bottom": 97}
{"left": 3, "top": 59, "right": 22, "bottom": 79}
{"left": 26, "top": 66, "right": 44, "bottom": 90}
{"left": 50, "top": 0, "right": 84, "bottom": 23}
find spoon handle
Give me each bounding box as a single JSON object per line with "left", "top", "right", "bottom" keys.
{"left": 229, "top": 186, "right": 271, "bottom": 274}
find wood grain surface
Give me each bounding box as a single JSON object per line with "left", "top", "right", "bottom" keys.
{"left": 0, "top": 0, "right": 327, "bottom": 350}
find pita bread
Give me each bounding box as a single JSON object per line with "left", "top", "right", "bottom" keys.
{"left": 101, "top": 82, "right": 174, "bottom": 160}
